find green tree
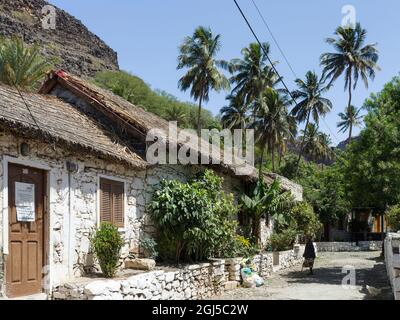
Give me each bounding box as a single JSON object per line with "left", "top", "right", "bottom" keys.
{"left": 0, "top": 37, "right": 55, "bottom": 90}
{"left": 229, "top": 42, "right": 279, "bottom": 114}
{"left": 387, "top": 205, "right": 400, "bottom": 232}
{"left": 321, "top": 23, "right": 379, "bottom": 118}
{"left": 220, "top": 94, "right": 248, "bottom": 130}
{"left": 337, "top": 105, "right": 363, "bottom": 141}
{"left": 251, "top": 88, "right": 292, "bottom": 173}
{"left": 313, "top": 162, "right": 350, "bottom": 225}
{"left": 344, "top": 76, "right": 400, "bottom": 211}
{"left": 291, "top": 71, "right": 332, "bottom": 171}
{"left": 300, "top": 125, "right": 335, "bottom": 164}
{"left": 177, "top": 26, "right": 229, "bottom": 136}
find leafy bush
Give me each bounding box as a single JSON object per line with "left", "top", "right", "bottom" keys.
{"left": 291, "top": 202, "right": 322, "bottom": 238}
{"left": 139, "top": 238, "right": 158, "bottom": 260}
{"left": 267, "top": 228, "right": 298, "bottom": 252}
{"left": 232, "top": 235, "right": 259, "bottom": 257}
{"left": 92, "top": 223, "right": 124, "bottom": 278}
{"left": 387, "top": 205, "right": 400, "bottom": 232}
{"left": 149, "top": 170, "right": 238, "bottom": 262}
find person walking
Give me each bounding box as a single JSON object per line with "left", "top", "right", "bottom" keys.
{"left": 303, "top": 237, "right": 316, "bottom": 275}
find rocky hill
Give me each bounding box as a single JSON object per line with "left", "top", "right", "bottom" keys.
{"left": 0, "top": 0, "right": 119, "bottom": 77}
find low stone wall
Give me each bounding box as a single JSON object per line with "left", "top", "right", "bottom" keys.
{"left": 358, "top": 241, "right": 383, "bottom": 251}
{"left": 53, "top": 246, "right": 305, "bottom": 300}
{"left": 316, "top": 241, "right": 382, "bottom": 252}
{"left": 53, "top": 260, "right": 225, "bottom": 300}
{"left": 384, "top": 233, "right": 400, "bottom": 300}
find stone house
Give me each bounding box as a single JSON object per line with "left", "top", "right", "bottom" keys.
{"left": 0, "top": 70, "right": 302, "bottom": 298}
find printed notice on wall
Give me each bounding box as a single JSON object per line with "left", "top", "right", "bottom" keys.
{"left": 15, "top": 182, "right": 35, "bottom": 222}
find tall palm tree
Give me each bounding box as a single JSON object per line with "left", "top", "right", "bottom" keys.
{"left": 291, "top": 71, "right": 332, "bottom": 170}
{"left": 177, "top": 26, "right": 229, "bottom": 136}
{"left": 301, "top": 124, "right": 334, "bottom": 163}
{"left": 229, "top": 42, "right": 279, "bottom": 116}
{"left": 251, "top": 88, "right": 291, "bottom": 173}
{"left": 337, "top": 105, "right": 363, "bottom": 141}
{"left": 220, "top": 94, "right": 248, "bottom": 130}
{"left": 0, "top": 37, "right": 55, "bottom": 90}
{"left": 321, "top": 23, "right": 380, "bottom": 114}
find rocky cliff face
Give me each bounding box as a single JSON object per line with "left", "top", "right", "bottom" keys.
{"left": 0, "top": 0, "right": 119, "bottom": 77}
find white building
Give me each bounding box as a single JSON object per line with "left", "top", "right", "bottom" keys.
{"left": 0, "top": 70, "right": 302, "bottom": 298}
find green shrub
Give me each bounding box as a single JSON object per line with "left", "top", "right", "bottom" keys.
{"left": 291, "top": 202, "right": 322, "bottom": 238}
{"left": 232, "top": 235, "right": 259, "bottom": 257}
{"left": 139, "top": 238, "right": 158, "bottom": 260}
{"left": 149, "top": 170, "right": 238, "bottom": 262}
{"left": 92, "top": 223, "right": 124, "bottom": 278}
{"left": 267, "top": 228, "right": 298, "bottom": 252}
{"left": 387, "top": 205, "right": 400, "bottom": 232}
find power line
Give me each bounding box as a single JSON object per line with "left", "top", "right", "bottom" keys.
{"left": 236, "top": 0, "right": 340, "bottom": 145}
{"left": 233, "top": 0, "right": 298, "bottom": 106}
{"left": 250, "top": 0, "right": 298, "bottom": 80}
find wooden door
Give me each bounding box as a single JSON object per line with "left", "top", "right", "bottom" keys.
{"left": 6, "top": 164, "right": 47, "bottom": 298}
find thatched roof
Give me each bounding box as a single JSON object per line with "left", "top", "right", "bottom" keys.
{"left": 0, "top": 83, "right": 147, "bottom": 168}
{"left": 38, "top": 70, "right": 302, "bottom": 196}
{"left": 40, "top": 70, "right": 258, "bottom": 180}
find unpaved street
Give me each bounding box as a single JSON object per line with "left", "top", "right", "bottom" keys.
{"left": 217, "top": 251, "right": 393, "bottom": 300}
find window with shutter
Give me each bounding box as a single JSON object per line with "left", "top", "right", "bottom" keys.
{"left": 99, "top": 178, "right": 124, "bottom": 227}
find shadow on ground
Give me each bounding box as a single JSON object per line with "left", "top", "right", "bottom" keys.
{"left": 283, "top": 256, "right": 392, "bottom": 300}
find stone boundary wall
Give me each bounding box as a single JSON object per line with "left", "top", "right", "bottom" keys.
{"left": 53, "top": 246, "right": 305, "bottom": 300}
{"left": 384, "top": 233, "right": 400, "bottom": 300}
{"left": 316, "top": 241, "right": 383, "bottom": 252}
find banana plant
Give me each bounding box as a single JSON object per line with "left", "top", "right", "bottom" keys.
{"left": 240, "top": 178, "right": 293, "bottom": 245}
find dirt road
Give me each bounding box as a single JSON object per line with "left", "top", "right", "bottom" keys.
{"left": 217, "top": 251, "right": 393, "bottom": 300}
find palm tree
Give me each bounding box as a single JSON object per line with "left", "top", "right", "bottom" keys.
{"left": 165, "top": 104, "right": 187, "bottom": 127}
{"left": 229, "top": 42, "right": 279, "bottom": 117}
{"left": 317, "top": 132, "right": 335, "bottom": 163}
{"left": 177, "top": 26, "right": 229, "bottom": 136}
{"left": 220, "top": 94, "right": 248, "bottom": 130}
{"left": 251, "top": 88, "right": 291, "bottom": 173}
{"left": 291, "top": 71, "right": 332, "bottom": 170}
{"left": 301, "top": 124, "right": 334, "bottom": 163}
{"left": 0, "top": 37, "right": 55, "bottom": 90}
{"left": 337, "top": 105, "right": 363, "bottom": 141}
{"left": 321, "top": 23, "right": 380, "bottom": 114}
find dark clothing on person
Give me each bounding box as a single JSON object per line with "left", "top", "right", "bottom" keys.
{"left": 303, "top": 241, "right": 316, "bottom": 259}
{"left": 303, "top": 240, "right": 316, "bottom": 274}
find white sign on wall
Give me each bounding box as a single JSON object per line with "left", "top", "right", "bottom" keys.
{"left": 15, "top": 182, "right": 35, "bottom": 222}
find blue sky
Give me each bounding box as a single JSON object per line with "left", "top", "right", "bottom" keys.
{"left": 49, "top": 0, "right": 400, "bottom": 145}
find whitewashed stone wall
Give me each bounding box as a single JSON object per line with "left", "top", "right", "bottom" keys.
{"left": 384, "top": 233, "right": 400, "bottom": 300}
{"left": 53, "top": 260, "right": 226, "bottom": 300}
{"left": 0, "top": 131, "right": 248, "bottom": 295}
{"left": 53, "top": 246, "right": 305, "bottom": 300}
{"left": 0, "top": 131, "right": 148, "bottom": 288}
{"left": 316, "top": 241, "right": 382, "bottom": 252}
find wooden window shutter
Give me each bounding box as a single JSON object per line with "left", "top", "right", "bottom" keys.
{"left": 100, "top": 178, "right": 124, "bottom": 227}
{"left": 112, "top": 182, "right": 124, "bottom": 228}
